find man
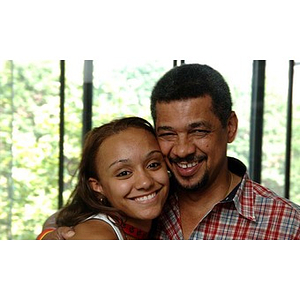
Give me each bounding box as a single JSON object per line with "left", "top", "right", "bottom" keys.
{"left": 150, "top": 63, "right": 300, "bottom": 239}
{"left": 40, "top": 63, "right": 300, "bottom": 240}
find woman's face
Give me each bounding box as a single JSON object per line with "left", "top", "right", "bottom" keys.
{"left": 90, "top": 127, "right": 169, "bottom": 222}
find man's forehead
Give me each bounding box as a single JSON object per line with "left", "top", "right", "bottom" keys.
{"left": 156, "top": 96, "right": 213, "bottom": 110}
{"left": 154, "top": 98, "right": 219, "bottom": 130}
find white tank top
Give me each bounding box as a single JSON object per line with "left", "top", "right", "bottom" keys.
{"left": 85, "top": 213, "right": 124, "bottom": 240}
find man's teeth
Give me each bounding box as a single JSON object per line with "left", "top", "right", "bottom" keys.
{"left": 177, "top": 161, "right": 198, "bottom": 169}
{"left": 135, "top": 192, "right": 156, "bottom": 202}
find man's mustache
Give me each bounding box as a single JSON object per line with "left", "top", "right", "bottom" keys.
{"left": 168, "top": 154, "right": 207, "bottom": 164}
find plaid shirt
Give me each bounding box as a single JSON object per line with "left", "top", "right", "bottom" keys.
{"left": 154, "top": 158, "right": 300, "bottom": 240}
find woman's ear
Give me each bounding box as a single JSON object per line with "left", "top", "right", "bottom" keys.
{"left": 88, "top": 178, "right": 104, "bottom": 194}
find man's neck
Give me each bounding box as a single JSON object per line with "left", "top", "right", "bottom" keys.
{"left": 176, "top": 171, "right": 241, "bottom": 239}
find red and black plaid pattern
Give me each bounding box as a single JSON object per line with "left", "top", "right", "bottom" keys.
{"left": 155, "top": 170, "right": 300, "bottom": 240}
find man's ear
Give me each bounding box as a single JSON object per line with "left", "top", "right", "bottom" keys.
{"left": 88, "top": 178, "right": 104, "bottom": 194}
{"left": 227, "top": 111, "right": 238, "bottom": 143}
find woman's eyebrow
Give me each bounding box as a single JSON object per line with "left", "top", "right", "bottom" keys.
{"left": 108, "top": 158, "right": 130, "bottom": 169}
{"left": 146, "top": 150, "right": 163, "bottom": 158}
{"left": 108, "top": 150, "right": 162, "bottom": 169}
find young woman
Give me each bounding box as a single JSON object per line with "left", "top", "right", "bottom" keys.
{"left": 53, "top": 117, "right": 169, "bottom": 240}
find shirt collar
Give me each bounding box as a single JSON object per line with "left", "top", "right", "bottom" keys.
{"left": 225, "top": 157, "right": 256, "bottom": 222}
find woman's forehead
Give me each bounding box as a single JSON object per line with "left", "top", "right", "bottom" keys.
{"left": 98, "top": 127, "right": 159, "bottom": 157}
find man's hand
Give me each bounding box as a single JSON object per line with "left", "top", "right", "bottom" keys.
{"left": 41, "top": 227, "right": 76, "bottom": 240}
{"left": 38, "top": 211, "right": 76, "bottom": 239}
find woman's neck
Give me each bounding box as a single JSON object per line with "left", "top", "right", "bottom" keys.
{"left": 125, "top": 218, "right": 152, "bottom": 233}
{"left": 121, "top": 219, "right": 152, "bottom": 240}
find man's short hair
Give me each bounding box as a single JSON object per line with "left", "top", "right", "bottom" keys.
{"left": 150, "top": 63, "right": 232, "bottom": 127}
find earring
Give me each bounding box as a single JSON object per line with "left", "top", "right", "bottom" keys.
{"left": 99, "top": 195, "right": 109, "bottom": 206}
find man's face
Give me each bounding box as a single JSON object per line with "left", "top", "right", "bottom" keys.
{"left": 155, "top": 96, "right": 237, "bottom": 191}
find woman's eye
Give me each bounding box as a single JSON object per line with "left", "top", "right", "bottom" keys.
{"left": 116, "top": 170, "right": 131, "bottom": 177}
{"left": 148, "top": 162, "right": 161, "bottom": 169}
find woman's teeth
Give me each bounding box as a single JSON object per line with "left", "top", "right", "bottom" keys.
{"left": 134, "top": 192, "right": 156, "bottom": 202}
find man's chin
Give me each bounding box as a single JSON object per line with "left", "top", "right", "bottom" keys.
{"left": 174, "top": 173, "right": 209, "bottom": 192}
{"left": 179, "top": 183, "right": 203, "bottom": 191}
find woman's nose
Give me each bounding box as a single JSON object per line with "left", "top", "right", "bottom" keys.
{"left": 134, "top": 170, "right": 154, "bottom": 190}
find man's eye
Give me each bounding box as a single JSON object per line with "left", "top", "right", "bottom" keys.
{"left": 191, "top": 129, "right": 210, "bottom": 135}
{"left": 158, "top": 132, "right": 176, "bottom": 138}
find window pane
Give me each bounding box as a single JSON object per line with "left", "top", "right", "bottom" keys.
{"left": 264, "top": 61, "right": 300, "bottom": 204}
{"left": 92, "top": 59, "right": 173, "bottom": 126}
{"left": 263, "top": 61, "right": 289, "bottom": 198}
{"left": 0, "top": 60, "right": 85, "bottom": 239}
{"left": 0, "top": 60, "right": 60, "bottom": 239}
{"left": 291, "top": 63, "right": 300, "bottom": 204}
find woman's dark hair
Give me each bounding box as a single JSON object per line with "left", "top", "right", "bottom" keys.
{"left": 150, "top": 63, "right": 232, "bottom": 127}
{"left": 56, "top": 116, "right": 156, "bottom": 227}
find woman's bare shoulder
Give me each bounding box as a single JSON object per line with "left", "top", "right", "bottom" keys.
{"left": 69, "top": 219, "right": 120, "bottom": 240}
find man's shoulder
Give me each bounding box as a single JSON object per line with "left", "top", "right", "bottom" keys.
{"left": 245, "top": 178, "right": 300, "bottom": 217}
{"left": 240, "top": 178, "right": 300, "bottom": 239}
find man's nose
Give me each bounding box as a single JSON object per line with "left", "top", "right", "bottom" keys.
{"left": 172, "top": 136, "right": 196, "bottom": 158}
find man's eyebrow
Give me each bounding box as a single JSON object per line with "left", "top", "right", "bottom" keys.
{"left": 156, "top": 126, "right": 173, "bottom": 132}
{"left": 188, "top": 121, "right": 212, "bottom": 129}
{"left": 157, "top": 122, "right": 212, "bottom": 132}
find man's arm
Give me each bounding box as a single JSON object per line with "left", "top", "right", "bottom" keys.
{"left": 42, "top": 211, "right": 59, "bottom": 230}
{"left": 37, "top": 211, "right": 75, "bottom": 240}
{"left": 39, "top": 226, "right": 76, "bottom": 240}
{"left": 40, "top": 219, "right": 119, "bottom": 240}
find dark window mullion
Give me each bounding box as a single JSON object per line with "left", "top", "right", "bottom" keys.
{"left": 58, "top": 60, "right": 65, "bottom": 209}
{"left": 284, "top": 60, "right": 294, "bottom": 199}
{"left": 173, "top": 60, "right": 185, "bottom": 67}
{"left": 82, "top": 60, "right": 93, "bottom": 144}
{"left": 249, "top": 60, "right": 266, "bottom": 183}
